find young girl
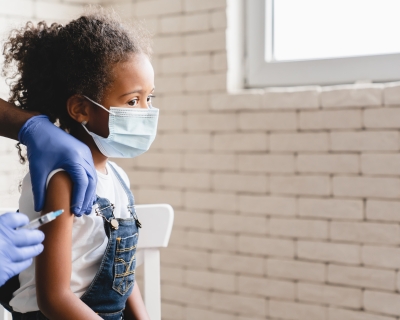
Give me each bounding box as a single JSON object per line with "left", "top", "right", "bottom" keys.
{"left": 2, "top": 9, "right": 158, "bottom": 320}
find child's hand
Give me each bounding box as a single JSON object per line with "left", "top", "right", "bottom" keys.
{"left": 0, "top": 212, "right": 44, "bottom": 286}
{"left": 19, "top": 115, "right": 97, "bottom": 216}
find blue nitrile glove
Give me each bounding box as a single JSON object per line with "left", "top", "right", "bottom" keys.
{"left": 0, "top": 212, "right": 44, "bottom": 286}
{"left": 19, "top": 115, "right": 97, "bottom": 216}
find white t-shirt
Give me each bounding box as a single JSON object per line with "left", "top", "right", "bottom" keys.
{"left": 10, "top": 161, "right": 136, "bottom": 313}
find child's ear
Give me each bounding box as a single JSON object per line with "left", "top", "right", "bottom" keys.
{"left": 67, "top": 95, "right": 90, "bottom": 124}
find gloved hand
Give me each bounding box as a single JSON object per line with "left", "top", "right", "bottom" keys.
{"left": 19, "top": 115, "right": 97, "bottom": 216}
{"left": 0, "top": 212, "right": 44, "bottom": 286}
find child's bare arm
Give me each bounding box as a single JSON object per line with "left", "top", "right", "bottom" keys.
{"left": 124, "top": 281, "right": 150, "bottom": 320}
{"left": 36, "top": 171, "right": 101, "bottom": 320}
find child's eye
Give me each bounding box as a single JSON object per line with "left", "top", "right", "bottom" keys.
{"left": 128, "top": 99, "right": 138, "bottom": 107}
{"left": 147, "top": 94, "right": 156, "bottom": 104}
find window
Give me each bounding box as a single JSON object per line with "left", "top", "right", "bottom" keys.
{"left": 246, "top": 0, "right": 400, "bottom": 87}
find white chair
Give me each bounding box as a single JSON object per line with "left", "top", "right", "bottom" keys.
{"left": 0, "top": 204, "right": 174, "bottom": 320}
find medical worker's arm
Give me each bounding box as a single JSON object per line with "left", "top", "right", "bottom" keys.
{"left": 0, "top": 98, "right": 97, "bottom": 216}
{"left": 0, "top": 212, "right": 44, "bottom": 286}
{"left": 124, "top": 282, "right": 150, "bottom": 320}
{"left": 36, "top": 171, "right": 102, "bottom": 320}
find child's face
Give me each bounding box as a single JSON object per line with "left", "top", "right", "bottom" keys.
{"left": 88, "top": 53, "right": 155, "bottom": 139}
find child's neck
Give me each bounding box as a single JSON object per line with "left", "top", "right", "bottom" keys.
{"left": 72, "top": 127, "right": 108, "bottom": 175}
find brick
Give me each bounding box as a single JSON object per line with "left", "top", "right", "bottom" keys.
{"left": 362, "top": 245, "right": 400, "bottom": 269}
{"left": 183, "top": 153, "right": 235, "bottom": 172}
{"left": 159, "top": 93, "right": 209, "bottom": 111}
{"left": 366, "top": 200, "right": 400, "bottom": 222}
{"left": 186, "top": 113, "right": 236, "bottom": 131}
{"left": 364, "top": 290, "right": 400, "bottom": 316}
{"left": 211, "top": 10, "right": 227, "bottom": 30}
{"left": 333, "top": 176, "right": 400, "bottom": 199}
{"left": 185, "top": 73, "right": 226, "bottom": 92}
{"left": 297, "top": 240, "right": 360, "bottom": 264}
{"left": 330, "top": 221, "right": 400, "bottom": 245}
{"left": 184, "top": 31, "right": 225, "bottom": 53}
{"left": 185, "top": 269, "right": 235, "bottom": 292}
{"left": 239, "top": 195, "right": 296, "bottom": 216}
{"left": 135, "top": 188, "right": 183, "bottom": 207}
{"left": 34, "top": 1, "right": 83, "bottom": 20}
{"left": 213, "top": 133, "right": 268, "bottom": 151}
{"left": 211, "top": 91, "right": 263, "bottom": 110}
{"left": 300, "top": 109, "right": 362, "bottom": 130}
{"left": 239, "top": 111, "right": 297, "bottom": 131}
{"left": 321, "top": 83, "right": 383, "bottom": 108}
{"left": 212, "top": 52, "right": 227, "bottom": 71}
{"left": 238, "top": 235, "right": 295, "bottom": 258}
{"left": 1, "top": 0, "right": 34, "bottom": 17}
{"left": 361, "top": 154, "right": 400, "bottom": 175}
{"left": 161, "top": 247, "right": 209, "bottom": 268}
{"left": 174, "top": 210, "right": 211, "bottom": 230}
{"left": 153, "top": 35, "right": 183, "bottom": 54}
{"left": 212, "top": 173, "right": 268, "bottom": 193}
{"left": 364, "top": 107, "right": 400, "bottom": 128}
{"left": 186, "top": 308, "right": 235, "bottom": 320}
{"left": 134, "top": 152, "right": 182, "bottom": 169}
{"left": 297, "top": 282, "right": 362, "bottom": 308}
{"left": 187, "top": 230, "right": 236, "bottom": 251}
{"left": 161, "top": 266, "right": 184, "bottom": 284}
{"left": 212, "top": 213, "right": 268, "bottom": 235}
{"left": 136, "top": 0, "right": 182, "bottom": 16}
{"left": 269, "top": 300, "right": 326, "bottom": 320}
{"left": 127, "top": 170, "right": 161, "bottom": 187}
{"left": 160, "top": 54, "right": 211, "bottom": 75}
{"left": 162, "top": 302, "right": 184, "bottom": 320}
{"left": 156, "top": 75, "right": 185, "bottom": 94}
{"left": 263, "top": 86, "right": 320, "bottom": 110}
{"left": 157, "top": 113, "right": 184, "bottom": 131}
{"left": 168, "top": 229, "right": 187, "bottom": 247}
{"left": 211, "top": 252, "right": 264, "bottom": 275}
{"left": 161, "top": 171, "right": 210, "bottom": 189}
{"left": 185, "top": 191, "right": 236, "bottom": 211}
{"left": 160, "top": 133, "right": 211, "bottom": 151}
{"left": 160, "top": 15, "right": 182, "bottom": 34}
{"left": 297, "top": 154, "right": 359, "bottom": 174}
{"left": 266, "top": 259, "right": 325, "bottom": 282}
{"left": 384, "top": 81, "right": 400, "bottom": 105}
{"left": 328, "top": 264, "right": 395, "bottom": 290}
{"left": 184, "top": 0, "right": 227, "bottom": 12}
{"left": 270, "top": 133, "right": 329, "bottom": 152}
{"left": 298, "top": 198, "right": 363, "bottom": 220}
{"left": 238, "top": 275, "right": 295, "bottom": 299}
{"left": 238, "top": 154, "right": 295, "bottom": 173}
{"left": 270, "top": 218, "right": 328, "bottom": 239}
{"left": 211, "top": 292, "right": 267, "bottom": 317}
{"left": 328, "top": 307, "right": 396, "bottom": 320}
{"left": 161, "top": 284, "right": 209, "bottom": 307}
{"left": 183, "top": 13, "right": 209, "bottom": 32}
{"left": 270, "top": 175, "right": 330, "bottom": 196}
{"left": 330, "top": 131, "right": 399, "bottom": 151}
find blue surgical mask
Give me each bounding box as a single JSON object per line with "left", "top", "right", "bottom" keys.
{"left": 82, "top": 96, "right": 159, "bottom": 158}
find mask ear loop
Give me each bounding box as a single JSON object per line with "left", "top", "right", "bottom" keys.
{"left": 83, "top": 95, "right": 116, "bottom": 115}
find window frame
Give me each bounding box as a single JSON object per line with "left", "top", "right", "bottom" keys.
{"left": 245, "top": 0, "right": 400, "bottom": 87}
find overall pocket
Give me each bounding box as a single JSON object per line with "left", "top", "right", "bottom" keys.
{"left": 112, "top": 233, "right": 138, "bottom": 295}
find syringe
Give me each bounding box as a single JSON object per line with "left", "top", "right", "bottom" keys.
{"left": 17, "top": 209, "right": 64, "bottom": 230}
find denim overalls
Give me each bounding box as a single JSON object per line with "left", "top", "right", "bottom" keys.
{"left": 12, "top": 163, "right": 141, "bottom": 320}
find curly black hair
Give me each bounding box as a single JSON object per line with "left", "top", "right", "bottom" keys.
{"left": 2, "top": 8, "right": 151, "bottom": 162}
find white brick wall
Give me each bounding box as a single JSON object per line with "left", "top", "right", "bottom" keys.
{"left": 3, "top": 1, "right": 400, "bottom": 320}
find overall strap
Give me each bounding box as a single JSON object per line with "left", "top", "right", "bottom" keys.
{"left": 108, "top": 162, "right": 141, "bottom": 228}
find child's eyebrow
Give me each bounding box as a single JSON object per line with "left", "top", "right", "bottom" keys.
{"left": 120, "top": 87, "right": 155, "bottom": 97}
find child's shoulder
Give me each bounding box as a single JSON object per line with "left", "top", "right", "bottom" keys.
{"left": 108, "top": 161, "right": 130, "bottom": 188}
